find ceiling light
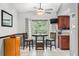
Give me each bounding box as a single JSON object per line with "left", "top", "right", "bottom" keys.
{"left": 37, "top": 8, "right": 44, "bottom": 15}
{"left": 36, "top": 3, "right": 44, "bottom": 16}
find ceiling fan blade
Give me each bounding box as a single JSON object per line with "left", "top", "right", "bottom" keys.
{"left": 33, "top": 3, "right": 53, "bottom": 14}
{"left": 45, "top": 12, "right": 52, "bottom": 14}
{"left": 33, "top": 7, "right": 38, "bottom": 9}
{"left": 45, "top": 8, "right": 53, "bottom": 11}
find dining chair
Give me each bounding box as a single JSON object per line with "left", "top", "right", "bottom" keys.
{"left": 23, "top": 33, "right": 33, "bottom": 50}
{"left": 46, "top": 32, "right": 56, "bottom": 50}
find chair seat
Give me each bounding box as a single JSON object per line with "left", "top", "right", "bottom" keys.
{"left": 36, "top": 41, "right": 43, "bottom": 43}
{"left": 46, "top": 39, "right": 56, "bottom": 50}
{"left": 46, "top": 39, "right": 55, "bottom": 41}
{"left": 23, "top": 39, "right": 33, "bottom": 50}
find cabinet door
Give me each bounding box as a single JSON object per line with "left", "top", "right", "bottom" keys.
{"left": 64, "top": 16, "right": 70, "bottom": 29}
{"left": 4, "top": 39, "right": 11, "bottom": 56}
{"left": 15, "top": 37, "right": 20, "bottom": 56}
{"left": 58, "top": 16, "right": 69, "bottom": 29}
{"left": 58, "top": 16, "right": 64, "bottom": 29}
{"left": 4, "top": 38, "right": 16, "bottom": 56}
{"left": 61, "top": 36, "right": 69, "bottom": 50}
{"left": 10, "top": 38, "right": 16, "bottom": 56}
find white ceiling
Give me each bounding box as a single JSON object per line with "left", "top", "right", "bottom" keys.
{"left": 11, "top": 3, "right": 61, "bottom": 13}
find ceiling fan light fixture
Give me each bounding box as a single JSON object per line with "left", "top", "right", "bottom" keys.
{"left": 36, "top": 3, "right": 44, "bottom": 16}
{"left": 37, "top": 12, "right": 44, "bottom": 15}
{"left": 37, "top": 9, "right": 44, "bottom": 15}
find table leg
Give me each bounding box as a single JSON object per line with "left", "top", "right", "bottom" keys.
{"left": 46, "top": 40, "right": 47, "bottom": 49}
{"left": 50, "top": 41, "right": 52, "bottom": 50}
{"left": 29, "top": 41, "right": 30, "bottom": 51}
{"left": 35, "top": 36, "right": 37, "bottom": 50}
{"left": 32, "top": 40, "right": 33, "bottom": 49}
{"left": 43, "top": 36, "right": 44, "bottom": 50}
{"left": 23, "top": 40, "right": 25, "bottom": 50}
{"left": 55, "top": 40, "right": 56, "bottom": 49}
{"left": 26, "top": 41, "right": 28, "bottom": 48}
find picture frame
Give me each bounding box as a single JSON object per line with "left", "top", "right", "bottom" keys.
{"left": 1, "top": 10, "right": 13, "bottom": 27}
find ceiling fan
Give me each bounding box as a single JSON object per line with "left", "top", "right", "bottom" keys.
{"left": 33, "top": 3, "right": 53, "bottom": 15}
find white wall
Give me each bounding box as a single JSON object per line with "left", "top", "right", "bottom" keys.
{"left": 0, "top": 3, "right": 18, "bottom": 56}
{"left": 50, "top": 24, "right": 57, "bottom": 32}
{"left": 58, "top": 3, "right": 70, "bottom": 16}
{"left": 70, "top": 3, "right": 78, "bottom": 56}
{"left": 0, "top": 3, "right": 18, "bottom": 36}
{"left": 17, "top": 11, "right": 57, "bottom": 33}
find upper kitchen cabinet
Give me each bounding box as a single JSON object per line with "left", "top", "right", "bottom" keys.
{"left": 58, "top": 16, "right": 70, "bottom": 30}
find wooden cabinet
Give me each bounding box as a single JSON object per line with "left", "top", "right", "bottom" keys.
{"left": 4, "top": 37, "right": 20, "bottom": 56}
{"left": 58, "top": 16, "right": 70, "bottom": 29}
{"left": 58, "top": 35, "right": 70, "bottom": 50}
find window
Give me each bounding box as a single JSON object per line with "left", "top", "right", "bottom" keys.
{"left": 32, "top": 20, "right": 48, "bottom": 35}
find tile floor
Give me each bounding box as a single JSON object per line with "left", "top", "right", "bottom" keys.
{"left": 20, "top": 47, "right": 70, "bottom": 56}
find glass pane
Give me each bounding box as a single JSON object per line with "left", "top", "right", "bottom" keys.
{"left": 32, "top": 20, "right": 48, "bottom": 35}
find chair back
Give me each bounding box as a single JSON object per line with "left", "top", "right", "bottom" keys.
{"left": 50, "top": 32, "right": 56, "bottom": 40}
{"left": 23, "top": 33, "right": 28, "bottom": 40}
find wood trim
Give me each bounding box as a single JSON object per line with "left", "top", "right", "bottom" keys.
{"left": 0, "top": 33, "right": 23, "bottom": 39}
{"left": 78, "top": 3, "right": 79, "bottom": 56}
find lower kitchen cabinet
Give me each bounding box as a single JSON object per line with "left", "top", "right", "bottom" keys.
{"left": 58, "top": 35, "right": 70, "bottom": 50}
{"left": 4, "top": 37, "right": 20, "bottom": 56}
